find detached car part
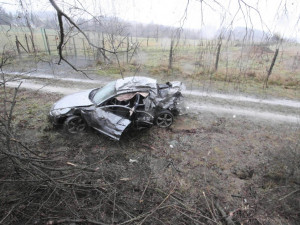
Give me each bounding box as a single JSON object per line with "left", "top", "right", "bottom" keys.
{"left": 49, "top": 76, "right": 185, "bottom": 140}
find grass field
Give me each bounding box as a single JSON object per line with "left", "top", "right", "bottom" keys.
{"left": 1, "top": 24, "right": 300, "bottom": 98}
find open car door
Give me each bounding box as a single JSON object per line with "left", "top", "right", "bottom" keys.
{"left": 81, "top": 106, "right": 132, "bottom": 140}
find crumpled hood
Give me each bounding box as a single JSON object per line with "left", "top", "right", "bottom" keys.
{"left": 52, "top": 89, "right": 94, "bottom": 110}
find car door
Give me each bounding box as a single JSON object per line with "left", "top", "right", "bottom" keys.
{"left": 81, "top": 105, "right": 132, "bottom": 141}
{"left": 82, "top": 92, "right": 150, "bottom": 140}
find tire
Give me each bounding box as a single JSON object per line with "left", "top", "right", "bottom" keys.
{"left": 64, "top": 116, "right": 87, "bottom": 134}
{"left": 155, "top": 110, "right": 174, "bottom": 128}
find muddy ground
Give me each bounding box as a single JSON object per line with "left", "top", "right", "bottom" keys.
{"left": 1, "top": 59, "right": 300, "bottom": 224}
{"left": 1, "top": 84, "right": 299, "bottom": 224}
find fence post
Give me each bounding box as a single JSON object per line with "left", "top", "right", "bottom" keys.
{"left": 25, "top": 34, "right": 31, "bottom": 53}
{"left": 65, "top": 41, "right": 68, "bottom": 57}
{"left": 73, "top": 37, "right": 77, "bottom": 58}
{"left": 41, "top": 28, "right": 48, "bottom": 54}
{"left": 102, "top": 33, "right": 106, "bottom": 63}
{"left": 87, "top": 33, "right": 91, "bottom": 60}
{"left": 44, "top": 29, "right": 51, "bottom": 55}
{"left": 264, "top": 48, "right": 279, "bottom": 88}
{"left": 15, "top": 36, "right": 21, "bottom": 57}
{"left": 55, "top": 35, "right": 59, "bottom": 54}
{"left": 168, "top": 39, "right": 174, "bottom": 70}
{"left": 126, "top": 36, "right": 129, "bottom": 64}
{"left": 82, "top": 38, "right": 86, "bottom": 60}
{"left": 30, "top": 35, "right": 36, "bottom": 53}
{"left": 215, "top": 41, "right": 222, "bottom": 71}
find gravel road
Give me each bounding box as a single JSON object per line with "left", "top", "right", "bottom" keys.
{"left": 5, "top": 72, "right": 300, "bottom": 124}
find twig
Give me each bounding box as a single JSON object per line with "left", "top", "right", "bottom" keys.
{"left": 279, "top": 189, "right": 300, "bottom": 201}
{"left": 48, "top": 0, "right": 91, "bottom": 78}
{"left": 139, "top": 175, "right": 151, "bottom": 203}
{"left": 118, "top": 205, "right": 171, "bottom": 225}
{"left": 141, "top": 144, "right": 156, "bottom": 151}
{"left": 173, "top": 206, "right": 207, "bottom": 225}
{"left": 0, "top": 203, "right": 19, "bottom": 224}
{"left": 174, "top": 205, "right": 217, "bottom": 223}
{"left": 7, "top": 83, "right": 21, "bottom": 130}
{"left": 112, "top": 189, "right": 116, "bottom": 224}
{"left": 138, "top": 186, "right": 176, "bottom": 225}
{"left": 25, "top": 187, "right": 57, "bottom": 225}
{"left": 215, "top": 200, "right": 235, "bottom": 225}
{"left": 203, "top": 192, "right": 218, "bottom": 222}
{"left": 47, "top": 218, "right": 109, "bottom": 225}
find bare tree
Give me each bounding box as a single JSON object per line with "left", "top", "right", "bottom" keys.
{"left": 18, "top": 0, "right": 37, "bottom": 54}
{"left": 47, "top": 0, "right": 137, "bottom": 77}
{"left": 101, "top": 17, "right": 139, "bottom": 77}
{"left": 167, "top": 0, "right": 189, "bottom": 71}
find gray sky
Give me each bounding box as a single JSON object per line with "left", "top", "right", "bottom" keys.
{"left": 1, "top": 0, "right": 300, "bottom": 40}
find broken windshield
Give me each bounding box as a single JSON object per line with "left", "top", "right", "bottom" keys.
{"left": 90, "top": 81, "right": 116, "bottom": 104}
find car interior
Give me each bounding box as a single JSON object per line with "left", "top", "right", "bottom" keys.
{"left": 102, "top": 93, "right": 147, "bottom": 118}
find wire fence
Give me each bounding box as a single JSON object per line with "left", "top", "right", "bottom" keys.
{"left": 1, "top": 25, "right": 299, "bottom": 79}
{"left": 0, "top": 26, "right": 107, "bottom": 61}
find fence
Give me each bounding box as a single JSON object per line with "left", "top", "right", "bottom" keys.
{"left": 0, "top": 26, "right": 110, "bottom": 61}
{"left": 1, "top": 25, "right": 299, "bottom": 82}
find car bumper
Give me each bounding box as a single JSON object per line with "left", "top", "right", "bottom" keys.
{"left": 48, "top": 112, "right": 65, "bottom": 126}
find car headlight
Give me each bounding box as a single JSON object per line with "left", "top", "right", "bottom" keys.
{"left": 51, "top": 108, "right": 71, "bottom": 116}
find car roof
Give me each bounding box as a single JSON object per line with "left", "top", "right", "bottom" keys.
{"left": 115, "top": 76, "right": 157, "bottom": 94}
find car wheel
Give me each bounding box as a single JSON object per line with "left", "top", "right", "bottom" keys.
{"left": 64, "top": 116, "right": 87, "bottom": 134}
{"left": 155, "top": 110, "right": 174, "bottom": 128}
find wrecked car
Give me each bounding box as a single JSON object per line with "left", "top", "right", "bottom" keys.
{"left": 49, "top": 76, "right": 185, "bottom": 140}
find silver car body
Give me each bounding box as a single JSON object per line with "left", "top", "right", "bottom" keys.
{"left": 49, "top": 76, "right": 185, "bottom": 140}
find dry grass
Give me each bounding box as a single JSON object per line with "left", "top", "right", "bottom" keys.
{"left": 1, "top": 24, "right": 300, "bottom": 99}
{"left": 1, "top": 87, "right": 299, "bottom": 224}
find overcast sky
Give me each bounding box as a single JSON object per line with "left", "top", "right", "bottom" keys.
{"left": 1, "top": 0, "right": 300, "bottom": 40}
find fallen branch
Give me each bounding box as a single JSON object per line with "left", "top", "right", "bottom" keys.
{"left": 47, "top": 218, "right": 109, "bottom": 225}
{"left": 215, "top": 200, "right": 235, "bottom": 225}
{"left": 279, "top": 189, "right": 300, "bottom": 201}
{"left": 139, "top": 175, "right": 151, "bottom": 203}
{"left": 138, "top": 186, "right": 176, "bottom": 225}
